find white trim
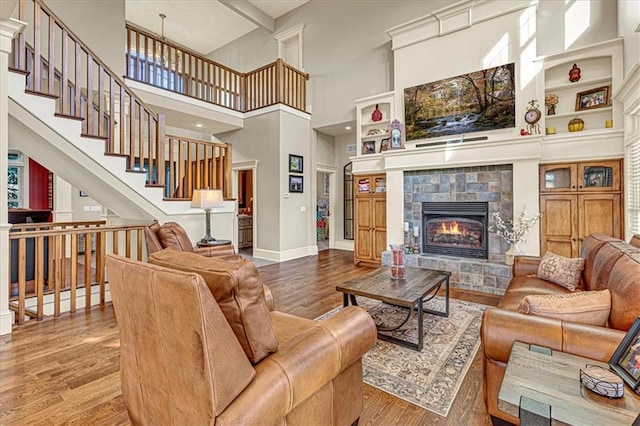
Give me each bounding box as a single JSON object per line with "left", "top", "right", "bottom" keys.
{"left": 232, "top": 159, "right": 259, "bottom": 170}
{"left": 0, "top": 18, "right": 27, "bottom": 53}
{"left": 253, "top": 245, "right": 317, "bottom": 262}
{"left": 244, "top": 103, "right": 310, "bottom": 120}
{"left": 274, "top": 23, "right": 305, "bottom": 70}
{"left": 386, "top": 0, "right": 532, "bottom": 51}
{"left": 537, "top": 37, "right": 624, "bottom": 64}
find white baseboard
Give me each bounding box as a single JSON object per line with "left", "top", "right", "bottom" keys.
{"left": 333, "top": 240, "right": 354, "bottom": 251}
{"left": 253, "top": 245, "right": 318, "bottom": 262}
{"left": 0, "top": 310, "right": 14, "bottom": 335}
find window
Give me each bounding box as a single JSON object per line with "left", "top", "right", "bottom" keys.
{"left": 627, "top": 137, "right": 640, "bottom": 235}
{"left": 8, "top": 151, "right": 24, "bottom": 208}
{"left": 344, "top": 162, "right": 353, "bottom": 240}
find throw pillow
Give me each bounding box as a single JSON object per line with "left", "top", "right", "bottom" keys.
{"left": 148, "top": 248, "right": 278, "bottom": 363}
{"left": 157, "top": 222, "right": 195, "bottom": 252}
{"left": 517, "top": 289, "right": 611, "bottom": 326}
{"left": 537, "top": 251, "right": 585, "bottom": 291}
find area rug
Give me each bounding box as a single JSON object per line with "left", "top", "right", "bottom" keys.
{"left": 316, "top": 296, "right": 487, "bottom": 417}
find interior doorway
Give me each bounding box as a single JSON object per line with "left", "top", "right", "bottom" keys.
{"left": 237, "top": 169, "right": 254, "bottom": 256}
{"left": 316, "top": 171, "right": 331, "bottom": 251}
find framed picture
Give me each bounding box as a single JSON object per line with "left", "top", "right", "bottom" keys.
{"left": 609, "top": 316, "right": 640, "bottom": 394}
{"left": 289, "top": 175, "right": 303, "bottom": 193}
{"left": 362, "top": 141, "right": 376, "bottom": 155}
{"left": 289, "top": 154, "right": 303, "bottom": 173}
{"left": 380, "top": 138, "right": 390, "bottom": 152}
{"left": 575, "top": 85, "right": 610, "bottom": 111}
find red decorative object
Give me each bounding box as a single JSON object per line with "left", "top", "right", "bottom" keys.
{"left": 569, "top": 63, "right": 581, "bottom": 82}
{"left": 371, "top": 104, "right": 383, "bottom": 122}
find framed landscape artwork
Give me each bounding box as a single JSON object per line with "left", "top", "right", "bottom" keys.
{"left": 404, "top": 63, "right": 516, "bottom": 141}
{"left": 289, "top": 154, "right": 303, "bottom": 173}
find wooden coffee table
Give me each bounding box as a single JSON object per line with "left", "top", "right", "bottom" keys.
{"left": 498, "top": 341, "right": 640, "bottom": 425}
{"left": 336, "top": 266, "right": 450, "bottom": 351}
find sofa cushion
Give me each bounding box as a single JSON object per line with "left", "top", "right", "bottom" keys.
{"left": 156, "top": 222, "right": 195, "bottom": 252}
{"left": 589, "top": 243, "right": 624, "bottom": 291}
{"left": 149, "top": 249, "right": 278, "bottom": 363}
{"left": 536, "top": 252, "right": 585, "bottom": 291}
{"left": 497, "top": 276, "right": 571, "bottom": 311}
{"left": 606, "top": 252, "right": 640, "bottom": 331}
{"left": 517, "top": 290, "right": 611, "bottom": 326}
{"left": 580, "top": 234, "right": 622, "bottom": 290}
{"left": 630, "top": 234, "right": 640, "bottom": 249}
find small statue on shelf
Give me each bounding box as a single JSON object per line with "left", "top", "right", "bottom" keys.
{"left": 569, "top": 63, "right": 581, "bottom": 82}
{"left": 371, "top": 104, "right": 383, "bottom": 122}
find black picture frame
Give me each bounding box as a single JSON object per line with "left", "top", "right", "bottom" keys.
{"left": 289, "top": 154, "right": 303, "bottom": 173}
{"left": 289, "top": 175, "right": 303, "bottom": 193}
{"left": 79, "top": 191, "right": 88, "bottom": 197}
{"left": 362, "top": 141, "right": 375, "bottom": 155}
{"left": 609, "top": 316, "right": 640, "bottom": 394}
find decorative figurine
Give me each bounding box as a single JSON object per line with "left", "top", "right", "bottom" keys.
{"left": 569, "top": 63, "right": 581, "bottom": 82}
{"left": 371, "top": 104, "right": 383, "bottom": 122}
{"left": 388, "top": 119, "right": 405, "bottom": 150}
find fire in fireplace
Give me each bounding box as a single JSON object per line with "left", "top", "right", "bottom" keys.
{"left": 422, "top": 202, "right": 488, "bottom": 259}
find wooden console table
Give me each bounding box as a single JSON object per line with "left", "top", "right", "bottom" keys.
{"left": 498, "top": 341, "right": 640, "bottom": 425}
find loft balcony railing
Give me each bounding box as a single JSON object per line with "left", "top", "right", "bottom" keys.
{"left": 8, "top": 221, "right": 147, "bottom": 325}
{"left": 9, "top": 0, "right": 233, "bottom": 200}
{"left": 126, "top": 23, "right": 310, "bottom": 113}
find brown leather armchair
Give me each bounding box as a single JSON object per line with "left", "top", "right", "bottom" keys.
{"left": 106, "top": 254, "right": 377, "bottom": 425}
{"left": 144, "top": 220, "right": 235, "bottom": 258}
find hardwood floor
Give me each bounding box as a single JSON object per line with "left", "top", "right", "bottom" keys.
{"left": 0, "top": 249, "right": 502, "bottom": 425}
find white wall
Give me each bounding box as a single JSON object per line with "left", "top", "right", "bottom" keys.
{"left": 618, "top": 0, "right": 640, "bottom": 78}
{"left": 316, "top": 132, "right": 334, "bottom": 167}
{"left": 537, "top": 0, "right": 618, "bottom": 57}
{"left": 210, "top": 0, "right": 451, "bottom": 129}
{"left": 45, "top": 0, "right": 126, "bottom": 77}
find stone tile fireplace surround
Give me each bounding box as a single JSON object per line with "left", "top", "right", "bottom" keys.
{"left": 383, "top": 164, "right": 515, "bottom": 295}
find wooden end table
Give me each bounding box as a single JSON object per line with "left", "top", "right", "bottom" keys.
{"left": 336, "top": 266, "right": 450, "bottom": 351}
{"left": 196, "top": 239, "right": 232, "bottom": 247}
{"left": 498, "top": 341, "right": 640, "bottom": 425}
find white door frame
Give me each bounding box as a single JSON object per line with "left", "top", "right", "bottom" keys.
{"left": 316, "top": 165, "right": 337, "bottom": 249}
{"left": 232, "top": 160, "right": 258, "bottom": 255}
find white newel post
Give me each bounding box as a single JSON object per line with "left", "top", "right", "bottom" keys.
{"left": 1, "top": 18, "right": 26, "bottom": 335}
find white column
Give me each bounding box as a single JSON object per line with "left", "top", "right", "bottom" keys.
{"left": 1, "top": 18, "right": 26, "bottom": 335}
{"left": 386, "top": 169, "right": 404, "bottom": 246}
{"left": 512, "top": 159, "right": 541, "bottom": 256}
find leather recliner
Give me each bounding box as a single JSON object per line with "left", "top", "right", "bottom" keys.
{"left": 106, "top": 254, "right": 377, "bottom": 425}
{"left": 143, "top": 220, "right": 235, "bottom": 258}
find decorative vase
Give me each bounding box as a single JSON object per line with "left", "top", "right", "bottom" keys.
{"left": 569, "top": 63, "right": 581, "bottom": 82}
{"left": 547, "top": 105, "right": 556, "bottom": 115}
{"left": 371, "top": 104, "right": 383, "bottom": 122}
{"left": 504, "top": 243, "right": 524, "bottom": 266}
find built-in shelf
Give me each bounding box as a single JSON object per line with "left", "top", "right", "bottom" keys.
{"left": 542, "top": 128, "right": 620, "bottom": 142}
{"left": 361, "top": 132, "right": 389, "bottom": 141}
{"left": 362, "top": 119, "right": 390, "bottom": 127}
{"left": 355, "top": 91, "right": 396, "bottom": 157}
{"left": 545, "top": 106, "right": 612, "bottom": 120}
{"left": 545, "top": 76, "right": 612, "bottom": 92}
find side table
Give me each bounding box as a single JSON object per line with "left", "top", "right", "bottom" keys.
{"left": 197, "top": 239, "right": 232, "bottom": 248}
{"left": 498, "top": 341, "right": 640, "bottom": 425}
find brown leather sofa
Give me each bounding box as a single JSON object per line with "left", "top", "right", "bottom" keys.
{"left": 481, "top": 234, "right": 640, "bottom": 424}
{"left": 106, "top": 252, "right": 377, "bottom": 425}
{"left": 144, "top": 220, "right": 235, "bottom": 257}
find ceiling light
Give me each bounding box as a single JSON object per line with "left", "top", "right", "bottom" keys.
{"left": 195, "top": 123, "right": 203, "bottom": 128}
{"left": 345, "top": 126, "right": 352, "bottom": 130}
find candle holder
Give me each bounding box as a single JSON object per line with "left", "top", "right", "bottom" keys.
{"left": 404, "top": 231, "right": 411, "bottom": 254}
{"left": 413, "top": 235, "right": 420, "bottom": 254}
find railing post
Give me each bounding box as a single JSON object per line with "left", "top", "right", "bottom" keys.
{"left": 224, "top": 142, "right": 233, "bottom": 199}
{"left": 157, "top": 114, "right": 166, "bottom": 191}
{"left": 275, "top": 58, "right": 283, "bottom": 104}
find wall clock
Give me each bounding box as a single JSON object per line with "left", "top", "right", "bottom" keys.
{"left": 387, "top": 119, "right": 405, "bottom": 150}
{"left": 524, "top": 99, "right": 541, "bottom": 135}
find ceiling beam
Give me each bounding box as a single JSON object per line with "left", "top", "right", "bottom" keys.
{"left": 218, "top": 0, "right": 275, "bottom": 33}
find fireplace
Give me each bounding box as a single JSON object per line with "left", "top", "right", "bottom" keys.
{"left": 422, "top": 202, "right": 488, "bottom": 259}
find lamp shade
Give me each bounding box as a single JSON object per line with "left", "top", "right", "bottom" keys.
{"left": 191, "top": 189, "right": 224, "bottom": 209}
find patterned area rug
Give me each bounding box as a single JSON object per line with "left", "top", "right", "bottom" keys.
{"left": 317, "top": 296, "right": 487, "bottom": 417}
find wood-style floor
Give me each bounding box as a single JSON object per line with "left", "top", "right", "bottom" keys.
{"left": 0, "top": 249, "right": 502, "bottom": 425}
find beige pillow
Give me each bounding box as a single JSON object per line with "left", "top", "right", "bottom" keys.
{"left": 537, "top": 251, "right": 585, "bottom": 291}
{"left": 518, "top": 290, "right": 611, "bottom": 326}
{"left": 149, "top": 248, "right": 278, "bottom": 363}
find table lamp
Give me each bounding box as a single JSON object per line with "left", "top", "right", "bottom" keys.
{"left": 191, "top": 189, "right": 224, "bottom": 244}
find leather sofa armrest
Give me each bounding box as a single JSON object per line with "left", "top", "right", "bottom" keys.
{"left": 512, "top": 255, "right": 541, "bottom": 277}
{"left": 216, "top": 306, "right": 376, "bottom": 423}
{"left": 263, "top": 284, "right": 275, "bottom": 311}
{"left": 193, "top": 244, "right": 236, "bottom": 257}
{"left": 482, "top": 309, "right": 627, "bottom": 364}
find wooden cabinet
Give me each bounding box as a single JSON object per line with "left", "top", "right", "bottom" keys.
{"left": 539, "top": 159, "right": 623, "bottom": 257}
{"left": 354, "top": 174, "right": 386, "bottom": 266}
{"left": 238, "top": 216, "right": 253, "bottom": 249}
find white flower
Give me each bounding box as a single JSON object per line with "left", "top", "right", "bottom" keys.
{"left": 488, "top": 205, "right": 542, "bottom": 245}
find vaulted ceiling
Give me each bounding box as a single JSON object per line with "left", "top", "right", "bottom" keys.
{"left": 125, "top": 0, "right": 309, "bottom": 55}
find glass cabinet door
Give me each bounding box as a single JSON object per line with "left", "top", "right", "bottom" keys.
{"left": 357, "top": 177, "right": 371, "bottom": 194}
{"left": 539, "top": 164, "right": 577, "bottom": 192}
{"left": 578, "top": 161, "right": 621, "bottom": 192}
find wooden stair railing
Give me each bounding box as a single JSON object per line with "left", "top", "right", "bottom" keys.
{"left": 9, "top": 221, "right": 147, "bottom": 325}
{"left": 126, "top": 24, "right": 310, "bottom": 113}
{"left": 9, "top": 0, "right": 234, "bottom": 200}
